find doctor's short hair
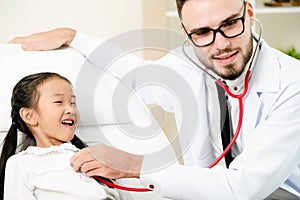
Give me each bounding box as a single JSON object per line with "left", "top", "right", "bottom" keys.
{"left": 175, "top": 0, "right": 244, "bottom": 20}
{"left": 175, "top": 0, "right": 185, "bottom": 19}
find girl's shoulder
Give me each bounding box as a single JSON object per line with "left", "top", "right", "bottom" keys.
{"left": 22, "top": 143, "right": 79, "bottom": 156}
{"left": 7, "top": 143, "right": 78, "bottom": 169}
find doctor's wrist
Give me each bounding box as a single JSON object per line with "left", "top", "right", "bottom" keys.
{"left": 60, "top": 28, "right": 76, "bottom": 47}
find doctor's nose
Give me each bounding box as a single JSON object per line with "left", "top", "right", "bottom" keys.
{"left": 213, "top": 32, "right": 230, "bottom": 50}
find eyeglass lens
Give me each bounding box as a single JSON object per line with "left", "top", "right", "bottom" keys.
{"left": 190, "top": 18, "right": 244, "bottom": 47}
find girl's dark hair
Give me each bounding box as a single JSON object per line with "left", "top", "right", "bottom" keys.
{"left": 0, "top": 72, "right": 87, "bottom": 199}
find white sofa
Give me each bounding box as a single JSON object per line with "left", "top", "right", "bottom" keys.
{"left": 0, "top": 44, "right": 170, "bottom": 200}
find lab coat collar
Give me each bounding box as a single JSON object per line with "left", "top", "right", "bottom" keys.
{"left": 250, "top": 39, "right": 280, "bottom": 93}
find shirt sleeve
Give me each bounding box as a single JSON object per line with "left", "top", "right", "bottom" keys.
{"left": 4, "top": 155, "right": 36, "bottom": 200}
{"left": 139, "top": 156, "right": 168, "bottom": 194}
{"left": 139, "top": 145, "right": 180, "bottom": 195}
{"left": 70, "top": 31, "right": 145, "bottom": 80}
{"left": 70, "top": 31, "right": 104, "bottom": 57}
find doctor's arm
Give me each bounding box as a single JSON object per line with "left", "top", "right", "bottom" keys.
{"left": 8, "top": 27, "right": 104, "bottom": 57}
{"left": 70, "top": 81, "right": 300, "bottom": 200}
{"left": 7, "top": 28, "right": 144, "bottom": 70}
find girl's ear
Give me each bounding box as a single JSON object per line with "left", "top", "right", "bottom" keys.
{"left": 19, "top": 108, "right": 38, "bottom": 126}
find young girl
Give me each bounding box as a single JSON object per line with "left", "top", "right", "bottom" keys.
{"left": 0, "top": 72, "right": 119, "bottom": 200}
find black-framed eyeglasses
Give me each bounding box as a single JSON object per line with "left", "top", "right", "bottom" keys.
{"left": 182, "top": 0, "right": 246, "bottom": 47}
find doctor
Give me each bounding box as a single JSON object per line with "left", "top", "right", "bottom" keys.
{"left": 9, "top": 0, "right": 300, "bottom": 199}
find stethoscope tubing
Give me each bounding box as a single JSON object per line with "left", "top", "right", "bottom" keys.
{"left": 93, "top": 176, "right": 152, "bottom": 192}
{"left": 208, "top": 70, "right": 250, "bottom": 168}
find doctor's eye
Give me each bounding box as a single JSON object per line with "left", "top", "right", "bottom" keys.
{"left": 222, "top": 18, "right": 239, "bottom": 28}
{"left": 193, "top": 28, "right": 211, "bottom": 36}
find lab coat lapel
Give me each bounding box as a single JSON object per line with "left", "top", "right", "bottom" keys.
{"left": 243, "top": 41, "right": 280, "bottom": 133}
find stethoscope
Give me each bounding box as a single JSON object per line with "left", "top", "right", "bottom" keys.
{"left": 94, "top": 18, "right": 263, "bottom": 192}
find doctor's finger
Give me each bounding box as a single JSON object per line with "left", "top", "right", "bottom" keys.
{"left": 70, "top": 147, "right": 93, "bottom": 164}
{"left": 71, "top": 152, "right": 95, "bottom": 171}
{"left": 72, "top": 157, "right": 95, "bottom": 172}
{"left": 7, "top": 36, "right": 24, "bottom": 44}
{"left": 85, "top": 164, "right": 120, "bottom": 179}
{"left": 80, "top": 160, "right": 103, "bottom": 174}
{"left": 7, "top": 36, "right": 42, "bottom": 50}
{"left": 7, "top": 37, "right": 31, "bottom": 50}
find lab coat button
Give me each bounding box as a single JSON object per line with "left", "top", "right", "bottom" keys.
{"left": 149, "top": 184, "right": 155, "bottom": 189}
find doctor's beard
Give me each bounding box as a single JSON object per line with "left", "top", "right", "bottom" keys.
{"left": 195, "top": 35, "right": 253, "bottom": 81}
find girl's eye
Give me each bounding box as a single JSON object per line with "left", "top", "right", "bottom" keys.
{"left": 71, "top": 102, "right": 77, "bottom": 105}
{"left": 54, "top": 101, "right": 62, "bottom": 104}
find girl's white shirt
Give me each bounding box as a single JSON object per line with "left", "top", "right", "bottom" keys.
{"left": 4, "top": 142, "right": 120, "bottom": 200}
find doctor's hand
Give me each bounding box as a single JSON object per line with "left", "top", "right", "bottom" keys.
{"left": 70, "top": 143, "right": 144, "bottom": 179}
{"left": 8, "top": 27, "right": 76, "bottom": 51}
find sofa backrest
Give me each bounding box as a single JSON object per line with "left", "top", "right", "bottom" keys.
{"left": 0, "top": 44, "right": 170, "bottom": 154}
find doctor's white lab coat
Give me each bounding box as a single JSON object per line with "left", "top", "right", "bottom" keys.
{"left": 72, "top": 33, "right": 300, "bottom": 200}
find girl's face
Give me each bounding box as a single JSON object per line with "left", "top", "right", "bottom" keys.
{"left": 31, "top": 77, "right": 79, "bottom": 147}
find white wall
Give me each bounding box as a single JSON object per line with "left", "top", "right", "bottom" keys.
{"left": 166, "top": 0, "right": 300, "bottom": 52}
{"left": 0, "top": 0, "right": 143, "bottom": 43}
{"left": 255, "top": 13, "right": 300, "bottom": 50}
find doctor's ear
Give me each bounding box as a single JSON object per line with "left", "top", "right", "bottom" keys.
{"left": 179, "top": 23, "right": 188, "bottom": 37}
{"left": 179, "top": 23, "right": 191, "bottom": 44}
{"left": 179, "top": 24, "right": 185, "bottom": 35}
{"left": 19, "top": 107, "right": 38, "bottom": 126}
{"left": 246, "top": 1, "right": 255, "bottom": 19}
